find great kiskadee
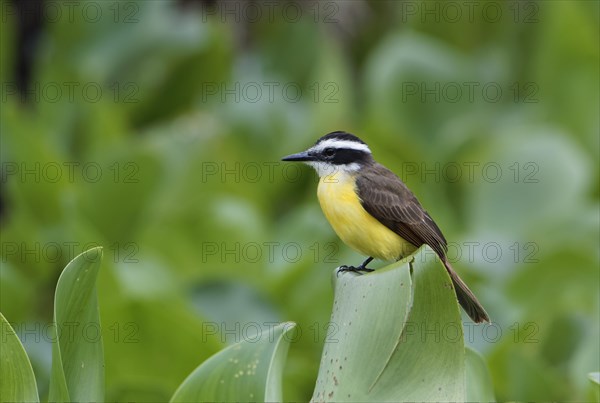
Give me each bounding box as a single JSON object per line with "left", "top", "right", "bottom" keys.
{"left": 282, "top": 131, "right": 489, "bottom": 323}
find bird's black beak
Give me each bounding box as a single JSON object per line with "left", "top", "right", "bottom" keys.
{"left": 281, "top": 150, "right": 313, "bottom": 162}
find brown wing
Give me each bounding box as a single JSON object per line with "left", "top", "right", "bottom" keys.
{"left": 356, "top": 163, "right": 448, "bottom": 259}
{"left": 357, "top": 164, "right": 490, "bottom": 323}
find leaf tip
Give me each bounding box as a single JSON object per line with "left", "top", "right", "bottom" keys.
{"left": 83, "top": 246, "right": 103, "bottom": 262}
{"left": 279, "top": 321, "right": 297, "bottom": 335}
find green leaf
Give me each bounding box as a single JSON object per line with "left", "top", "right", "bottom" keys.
{"left": 48, "top": 247, "right": 104, "bottom": 402}
{"left": 466, "top": 346, "right": 495, "bottom": 402}
{"left": 589, "top": 372, "right": 600, "bottom": 402}
{"left": 170, "top": 322, "right": 296, "bottom": 402}
{"left": 0, "top": 312, "right": 39, "bottom": 403}
{"left": 312, "top": 245, "right": 468, "bottom": 402}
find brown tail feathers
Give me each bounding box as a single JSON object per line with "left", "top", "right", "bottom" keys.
{"left": 443, "top": 258, "right": 489, "bottom": 323}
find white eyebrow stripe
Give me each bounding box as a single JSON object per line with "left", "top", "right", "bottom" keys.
{"left": 311, "top": 139, "right": 371, "bottom": 153}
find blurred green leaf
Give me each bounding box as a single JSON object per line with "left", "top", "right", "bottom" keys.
{"left": 170, "top": 322, "right": 296, "bottom": 402}
{"left": 48, "top": 247, "right": 104, "bottom": 402}
{"left": 589, "top": 372, "right": 600, "bottom": 402}
{"left": 363, "top": 31, "right": 472, "bottom": 145}
{"left": 0, "top": 312, "right": 39, "bottom": 403}
{"left": 488, "top": 337, "right": 568, "bottom": 401}
{"left": 0, "top": 261, "right": 35, "bottom": 322}
{"left": 465, "top": 127, "right": 591, "bottom": 238}
{"left": 312, "top": 245, "right": 466, "bottom": 402}
{"left": 100, "top": 295, "right": 223, "bottom": 402}
{"left": 466, "top": 346, "right": 495, "bottom": 402}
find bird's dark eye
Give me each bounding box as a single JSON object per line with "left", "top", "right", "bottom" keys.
{"left": 323, "top": 148, "right": 335, "bottom": 157}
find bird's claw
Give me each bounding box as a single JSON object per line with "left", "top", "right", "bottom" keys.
{"left": 336, "top": 265, "right": 374, "bottom": 277}
{"left": 336, "top": 265, "right": 353, "bottom": 276}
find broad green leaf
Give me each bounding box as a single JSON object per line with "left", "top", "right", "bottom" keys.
{"left": 313, "top": 245, "right": 467, "bottom": 402}
{"left": 48, "top": 247, "right": 104, "bottom": 402}
{"left": 170, "top": 322, "right": 296, "bottom": 402}
{"left": 0, "top": 312, "right": 39, "bottom": 403}
{"left": 466, "top": 346, "right": 495, "bottom": 402}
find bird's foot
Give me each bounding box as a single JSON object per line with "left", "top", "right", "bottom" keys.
{"left": 336, "top": 265, "right": 374, "bottom": 277}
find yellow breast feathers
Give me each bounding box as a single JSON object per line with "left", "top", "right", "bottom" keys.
{"left": 317, "top": 171, "right": 416, "bottom": 261}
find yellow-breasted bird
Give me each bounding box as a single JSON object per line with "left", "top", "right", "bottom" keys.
{"left": 282, "top": 131, "right": 489, "bottom": 323}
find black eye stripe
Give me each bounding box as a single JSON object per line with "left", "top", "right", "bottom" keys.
{"left": 330, "top": 148, "right": 370, "bottom": 165}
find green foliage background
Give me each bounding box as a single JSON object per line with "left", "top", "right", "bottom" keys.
{"left": 1, "top": 1, "right": 598, "bottom": 401}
